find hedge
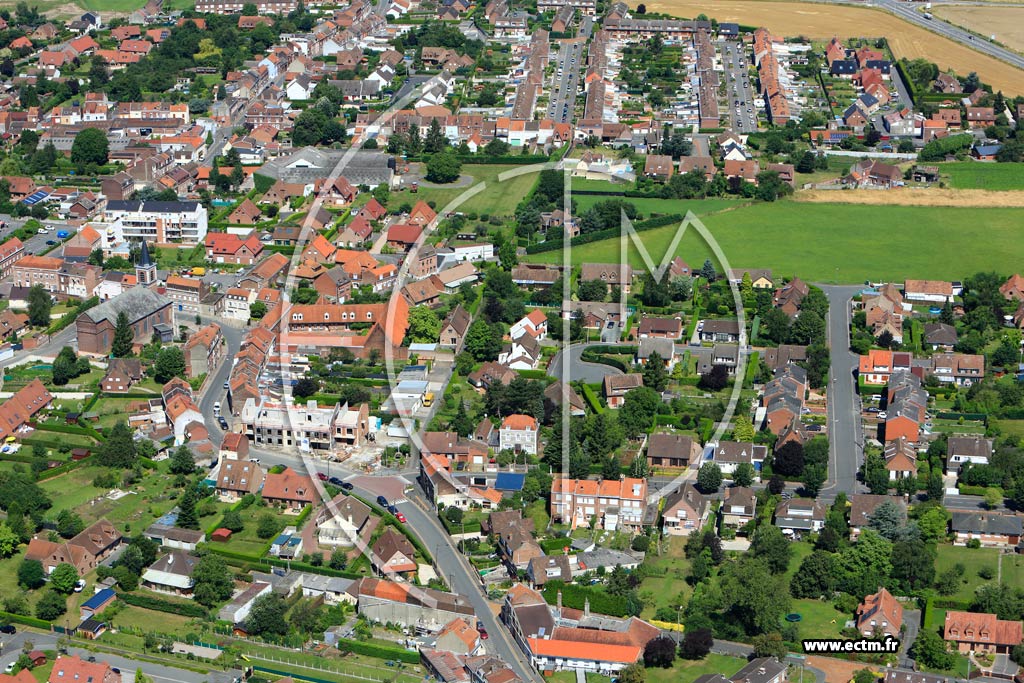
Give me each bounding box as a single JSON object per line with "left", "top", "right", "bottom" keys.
{"left": 0, "top": 610, "right": 50, "bottom": 629}
{"left": 33, "top": 423, "right": 98, "bottom": 437}
{"left": 580, "top": 351, "right": 630, "bottom": 373}
{"left": 334, "top": 637, "right": 420, "bottom": 663}
{"left": 525, "top": 213, "right": 684, "bottom": 254}
{"left": 293, "top": 503, "right": 313, "bottom": 529}
{"left": 205, "top": 545, "right": 363, "bottom": 580}
{"left": 580, "top": 384, "right": 603, "bottom": 413}
{"left": 118, "top": 591, "right": 209, "bottom": 618}
{"left": 541, "top": 582, "right": 632, "bottom": 617}
{"left": 37, "top": 455, "right": 94, "bottom": 480}
{"left": 586, "top": 345, "right": 637, "bottom": 356}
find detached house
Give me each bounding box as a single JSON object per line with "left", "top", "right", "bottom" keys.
{"left": 646, "top": 432, "right": 701, "bottom": 470}
{"left": 603, "top": 374, "right": 643, "bottom": 409}
{"left": 499, "top": 414, "right": 538, "bottom": 455}
{"left": 856, "top": 587, "right": 902, "bottom": 638}
{"left": 661, "top": 482, "right": 708, "bottom": 536}
{"left": 261, "top": 467, "right": 315, "bottom": 513}
{"left": 944, "top": 611, "right": 1023, "bottom": 654}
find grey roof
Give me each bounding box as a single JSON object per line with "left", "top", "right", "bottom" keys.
{"left": 923, "top": 322, "right": 958, "bottom": 346}
{"left": 106, "top": 200, "right": 200, "bottom": 213}
{"left": 951, "top": 512, "right": 1022, "bottom": 536}
{"left": 259, "top": 147, "right": 393, "bottom": 187}
{"left": 637, "top": 337, "right": 676, "bottom": 360}
{"left": 732, "top": 657, "right": 787, "bottom": 683}
{"left": 79, "top": 286, "right": 171, "bottom": 326}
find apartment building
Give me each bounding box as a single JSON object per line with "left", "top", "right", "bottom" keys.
{"left": 164, "top": 275, "right": 207, "bottom": 316}
{"left": 101, "top": 200, "right": 209, "bottom": 245}
{"left": 183, "top": 322, "right": 223, "bottom": 378}
{"left": 550, "top": 477, "right": 648, "bottom": 531}
{"left": 239, "top": 397, "right": 370, "bottom": 452}
{"left": 0, "top": 237, "right": 25, "bottom": 279}
{"left": 13, "top": 255, "right": 63, "bottom": 292}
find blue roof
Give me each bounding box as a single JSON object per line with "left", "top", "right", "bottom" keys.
{"left": 495, "top": 472, "right": 525, "bottom": 491}
{"left": 272, "top": 533, "right": 291, "bottom": 545}
{"left": 22, "top": 190, "right": 49, "bottom": 205}
{"left": 974, "top": 144, "right": 1002, "bottom": 155}
{"left": 83, "top": 588, "right": 115, "bottom": 610}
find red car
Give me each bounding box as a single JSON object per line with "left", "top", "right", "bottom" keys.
{"left": 477, "top": 627, "right": 488, "bottom": 640}
{"left": 395, "top": 512, "right": 407, "bottom": 523}
{"left": 316, "top": 473, "right": 328, "bottom": 481}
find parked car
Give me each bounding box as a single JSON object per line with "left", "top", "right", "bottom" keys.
{"left": 217, "top": 417, "right": 229, "bottom": 430}
{"left": 0, "top": 625, "right": 16, "bottom": 634}
{"left": 328, "top": 476, "right": 344, "bottom": 487}
{"left": 387, "top": 504, "right": 398, "bottom": 515}
{"left": 341, "top": 482, "right": 354, "bottom": 491}
{"left": 477, "top": 626, "right": 488, "bottom": 640}
{"left": 317, "top": 472, "right": 328, "bottom": 481}
{"left": 395, "top": 512, "right": 407, "bottom": 523}
{"left": 74, "top": 579, "right": 86, "bottom": 592}
{"left": 377, "top": 495, "right": 389, "bottom": 508}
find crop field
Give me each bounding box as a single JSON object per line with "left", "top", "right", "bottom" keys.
{"left": 793, "top": 188, "right": 1024, "bottom": 207}
{"left": 633, "top": 0, "right": 1024, "bottom": 94}
{"left": 940, "top": 162, "right": 1024, "bottom": 191}
{"left": 527, "top": 199, "right": 1024, "bottom": 283}
{"left": 933, "top": 6, "right": 1024, "bottom": 53}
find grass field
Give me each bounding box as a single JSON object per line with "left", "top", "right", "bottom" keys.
{"left": 935, "top": 544, "right": 1000, "bottom": 602}
{"left": 0, "top": 0, "right": 145, "bottom": 17}
{"left": 933, "top": 6, "right": 1024, "bottom": 53}
{"left": 527, "top": 200, "right": 1024, "bottom": 283}
{"left": 634, "top": 0, "right": 1024, "bottom": 94}
{"left": 638, "top": 536, "right": 692, "bottom": 620}
{"left": 395, "top": 165, "right": 540, "bottom": 217}
{"left": 790, "top": 598, "right": 847, "bottom": 642}
{"left": 646, "top": 654, "right": 749, "bottom": 683}
{"left": 573, "top": 195, "right": 744, "bottom": 216}
{"left": 941, "top": 162, "right": 1024, "bottom": 191}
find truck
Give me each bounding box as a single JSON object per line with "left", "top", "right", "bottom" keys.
{"left": 190, "top": 267, "right": 206, "bottom": 276}
{"left": 923, "top": 12, "right": 932, "bottom": 19}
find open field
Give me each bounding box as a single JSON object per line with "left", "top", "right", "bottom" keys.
{"left": 394, "top": 165, "right": 539, "bottom": 217}
{"left": 0, "top": 0, "right": 144, "bottom": 17}
{"left": 793, "top": 188, "right": 1024, "bottom": 207}
{"left": 573, "top": 195, "right": 743, "bottom": 216}
{"left": 933, "top": 6, "right": 1024, "bottom": 53}
{"left": 646, "top": 654, "right": 749, "bottom": 683}
{"left": 935, "top": 544, "right": 1000, "bottom": 602}
{"left": 633, "top": 0, "right": 1024, "bottom": 94}
{"left": 527, "top": 200, "right": 1024, "bottom": 283}
{"left": 940, "top": 162, "right": 1024, "bottom": 191}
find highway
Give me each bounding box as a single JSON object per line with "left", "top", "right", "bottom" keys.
{"left": 820, "top": 285, "right": 866, "bottom": 497}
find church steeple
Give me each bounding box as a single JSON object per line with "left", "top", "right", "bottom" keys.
{"left": 136, "top": 240, "right": 156, "bottom": 285}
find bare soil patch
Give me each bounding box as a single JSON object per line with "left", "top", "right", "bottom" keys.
{"left": 794, "top": 187, "right": 1024, "bottom": 207}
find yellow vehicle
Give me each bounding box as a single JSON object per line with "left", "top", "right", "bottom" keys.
{"left": 190, "top": 267, "right": 206, "bottom": 276}
{"left": 423, "top": 392, "right": 435, "bottom": 407}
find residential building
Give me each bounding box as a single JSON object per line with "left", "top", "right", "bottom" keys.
{"left": 101, "top": 200, "right": 209, "bottom": 245}
{"left": 354, "top": 578, "right": 476, "bottom": 634}
{"left": 773, "top": 498, "right": 827, "bottom": 533}
{"left": 721, "top": 486, "right": 756, "bottom": 527}
{"left": 204, "top": 232, "right": 264, "bottom": 265}
{"left": 12, "top": 255, "right": 63, "bottom": 293}
{"left": 699, "top": 320, "right": 741, "bottom": 343}
{"left": 183, "top": 322, "right": 223, "bottom": 378}
{"left": 946, "top": 436, "right": 993, "bottom": 476}
{"left": 372, "top": 528, "right": 418, "bottom": 577}
{"left": 849, "top": 494, "right": 905, "bottom": 539}
{"left": 856, "top": 587, "right": 902, "bottom": 638}
{"left": 661, "top": 482, "right": 708, "bottom": 536}
{"left": 164, "top": 275, "right": 207, "bottom": 316}
{"left": 25, "top": 518, "right": 122, "bottom": 575}
{"left": 500, "top": 414, "right": 538, "bottom": 455}
{"left": 48, "top": 656, "right": 120, "bottom": 683}
{"left": 439, "top": 305, "right": 472, "bottom": 350}
{"left": 646, "top": 432, "right": 701, "bottom": 470}
{"left": 950, "top": 512, "right": 1022, "bottom": 547}
{"left": 316, "top": 494, "right": 373, "bottom": 547}
{"left": 261, "top": 466, "right": 316, "bottom": 513}
{"left": 637, "top": 315, "right": 683, "bottom": 339}
{"left": 580, "top": 263, "right": 633, "bottom": 294}
{"left": 141, "top": 550, "right": 197, "bottom": 596}
{"left": 550, "top": 477, "right": 648, "bottom": 531}
{"left": 603, "top": 374, "right": 643, "bottom": 409}
{"left": 944, "top": 611, "right": 1023, "bottom": 654}
{"left": 883, "top": 437, "right": 918, "bottom": 480}
{"left": 0, "top": 237, "right": 25, "bottom": 279}
{"left": 712, "top": 441, "right": 767, "bottom": 475}
{"left": 100, "top": 358, "right": 142, "bottom": 393}
{"left": 0, "top": 379, "right": 54, "bottom": 440}
{"left": 215, "top": 457, "right": 264, "bottom": 502}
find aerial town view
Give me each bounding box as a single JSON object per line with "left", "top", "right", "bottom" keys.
{"left": 0, "top": 0, "right": 1020, "bottom": 681}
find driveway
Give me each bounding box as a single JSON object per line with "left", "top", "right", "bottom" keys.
{"left": 548, "top": 342, "right": 625, "bottom": 384}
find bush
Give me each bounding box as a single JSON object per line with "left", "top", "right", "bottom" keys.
{"left": 118, "top": 591, "right": 209, "bottom": 618}
{"left": 631, "top": 535, "right": 651, "bottom": 552}
{"left": 967, "top": 538, "right": 982, "bottom": 549}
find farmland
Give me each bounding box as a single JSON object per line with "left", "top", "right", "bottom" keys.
{"left": 932, "top": 6, "right": 1024, "bottom": 53}
{"left": 940, "top": 162, "right": 1024, "bottom": 191}
{"left": 0, "top": 0, "right": 146, "bottom": 18}
{"left": 527, "top": 199, "right": 1024, "bottom": 283}
{"left": 793, "top": 188, "right": 1024, "bottom": 207}
{"left": 634, "top": 0, "right": 1024, "bottom": 94}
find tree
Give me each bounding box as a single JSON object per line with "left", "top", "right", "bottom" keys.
{"left": 35, "top": 590, "right": 67, "bottom": 620}
{"left": 0, "top": 523, "right": 18, "bottom": 558}
{"left": 98, "top": 422, "right": 137, "bottom": 468}
{"left": 642, "top": 353, "right": 668, "bottom": 392}
{"left": 733, "top": 462, "right": 755, "bottom": 487}
{"left": 17, "top": 559, "right": 44, "bottom": 589}
{"left": 192, "top": 554, "right": 234, "bottom": 608}
{"left": 50, "top": 562, "right": 78, "bottom": 594}
{"left": 722, "top": 557, "right": 791, "bottom": 635}
{"left": 618, "top": 387, "right": 660, "bottom": 438}
{"left": 698, "top": 364, "right": 729, "bottom": 391}
{"left": 751, "top": 632, "right": 788, "bottom": 660}
{"left": 836, "top": 529, "right": 893, "bottom": 597}
{"left": 250, "top": 300, "right": 268, "bottom": 320}
{"left": 643, "top": 636, "right": 678, "bottom": 668}
{"left": 464, "top": 320, "right": 502, "bottom": 361}
{"left": 985, "top": 487, "right": 1003, "bottom": 509}
{"left": 790, "top": 550, "right": 836, "bottom": 598}
{"left": 154, "top": 347, "right": 186, "bottom": 383}
{"left": 221, "top": 509, "right": 244, "bottom": 533}
{"left": 111, "top": 311, "right": 135, "bottom": 357}
{"left": 891, "top": 539, "right": 936, "bottom": 591}
{"left": 70, "top": 127, "right": 108, "bottom": 167}
{"left": 407, "top": 306, "right": 441, "bottom": 343}
{"left": 768, "top": 474, "right": 785, "bottom": 495}
{"left": 679, "top": 627, "right": 713, "bottom": 659}
{"left": 618, "top": 663, "right": 645, "bottom": 683}
{"left": 751, "top": 524, "right": 792, "bottom": 574}
{"left": 697, "top": 463, "right": 723, "bottom": 494}
{"left": 26, "top": 284, "right": 51, "bottom": 327}
{"left": 700, "top": 259, "right": 717, "bottom": 282}
{"left": 773, "top": 441, "right": 805, "bottom": 477}
{"left": 176, "top": 486, "right": 199, "bottom": 530}
{"left": 578, "top": 279, "right": 608, "bottom": 302}
{"left": 425, "top": 149, "right": 462, "bottom": 184}
{"left": 853, "top": 670, "right": 877, "bottom": 683}
{"left": 911, "top": 629, "right": 956, "bottom": 671}
{"left": 867, "top": 499, "right": 907, "bottom": 541}
{"left": 246, "top": 593, "right": 289, "bottom": 636}
{"left": 55, "top": 509, "right": 84, "bottom": 539}
{"left": 257, "top": 513, "right": 281, "bottom": 539}
{"left": 169, "top": 446, "right": 196, "bottom": 475}
{"left": 424, "top": 118, "right": 447, "bottom": 154}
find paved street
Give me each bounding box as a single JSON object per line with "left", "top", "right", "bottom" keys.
{"left": 719, "top": 40, "right": 757, "bottom": 134}
{"left": 548, "top": 342, "right": 624, "bottom": 384}
{"left": 820, "top": 285, "right": 865, "bottom": 497}
{"left": 547, "top": 39, "right": 585, "bottom": 124}
{"left": 197, "top": 317, "right": 245, "bottom": 435}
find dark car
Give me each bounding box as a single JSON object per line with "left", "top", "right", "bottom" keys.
{"left": 217, "top": 417, "right": 229, "bottom": 430}
{"left": 0, "top": 624, "right": 15, "bottom": 634}
{"left": 328, "top": 476, "right": 344, "bottom": 487}
{"left": 341, "top": 482, "right": 354, "bottom": 491}
{"left": 45, "top": 240, "right": 56, "bottom": 245}
{"left": 377, "top": 495, "right": 389, "bottom": 508}
{"left": 387, "top": 504, "right": 398, "bottom": 514}
{"left": 317, "top": 472, "right": 328, "bottom": 481}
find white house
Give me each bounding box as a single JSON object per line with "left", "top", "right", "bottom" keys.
{"left": 499, "top": 414, "right": 538, "bottom": 455}
{"left": 510, "top": 309, "right": 548, "bottom": 341}
{"left": 218, "top": 581, "right": 272, "bottom": 623}
{"left": 286, "top": 75, "right": 315, "bottom": 101}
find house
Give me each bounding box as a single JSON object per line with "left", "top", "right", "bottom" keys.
{"left": 661, "top": 482, "right": 708, "bottom": 536}
{"left": 215, "top": 458, "right": 264, "bottom": 502}
{"left": 603, "top": 374, "right": 643, "bottom": 409}
{"left": 950, "top": 512, "right": 1022, "bottom": 547}
{"left": 510, "top": 310, "right": 548, "bottom": 341}
{"left": 228, "top": 198, "right": 263, "bottom": 225}
{"left": 946, "top": 436, "right": 993, "bottom": 476}
{"left": 371, "top": 528, "right": 417, "bottom": 576}
{"left": 922, "top": 323, "right": 957, "bottom": 351}
{"left": 141, "top": 550, "right": 197, "bottom": 596}
{"left": 773, "top": 498, "right": 827, "bottom": 534}
{"left": 317, "top": 494, "right": 373, "bottom": 547}
{"left": 218, "top": 581, "right": 272, "bottom": 624}
{"left": 500, "top": 414, "right": 538, "bottom": 455}
{"left": 143, "top": 523, "right": 205, "bottom": 551}
{"left": 387, "top": 224, "right": 422, "bottom": 252}
{"left": 355, "top": 578, "right": 475, "bottom": 633}
{"left": 646, "top": 432, "right": 701, "bottom": 470}
{"left": 439, "top": 305, "right": 472, "bottom": 351}
{"left": 944, "top": 611, "right": 1023, "bottom": 654}
{"left": 722, "top": 486, "right": 756, "bottom": 528}
{"left": 637, "top": 315, "right": 683, "bottom": 339}
{"left": 883, "top": 437, "right": 918, "bottom": 480}
{"left": 885, "top": 371, "right": 928, "bottom": 443}
{"left": 100, "top": 358, "right": 143, "bottom": 393}
{"left": 184, "top": 323, "right": 224, "bottom": 378}
{"left": 580, "top": 263, "right": 633, "bottom": 294}
{"left": 774, "top": 278, "right": 810, "bottom": 317}
{"left": 48, "top": 655, "right": 120, "bottom": 683}
{"left": 434, "top": 617, "right": 480, "bottom": 655}
{"left": 845, "top": 159, "right": 902, "bottom": 188}
{"left": 904, "top": 279, "right": 954, "bottom": 304}
{"left": 713, "top": 441, "right": 767, "bottom": 475}
{"left": 550, "top": 477, "right": 648, "bottom": 531}
{"left": 544, "top": 382, "right": 586, "bottom": 419}
{"left": 636, "top": 337, "right": 677, "bottom": 370}
{"left": 966, "top": 107, "right": 996, "bottom": 128}
{"left": 931, "top": 352, "right": 984, "bottom": 387}
{"left": 643, "top": 155, "right": 674, "bottom": 181}
{"left": 699, "top": 320, "right": 740, "bottom": 343}
{"left": 25, "top": 518, "right": 122, "bottom": 575}
{"left": 728, "top": 658, "right": 787, "bottom": 683}
{"left": 849, "top": 494, "right": 905, "bottom": 539}
{"left": 856, "top": 587, "right": 902, "bottom": 638}
{"left": 933, "top": 72, "right": 961, "bottom": 94}
{"left": 261, "top": 467, "right": 315, "bottom": 513}
{"left": 1001, "top": 274, "right": 1024, "bottom": 302}
{"left": 205, "top": 232, "right": 264, "bottom": 265}
{"left": 728, "top": 269, "right": 774, "bottom": 289}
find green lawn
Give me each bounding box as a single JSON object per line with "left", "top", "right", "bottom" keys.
{"left": 110, "top": 604, "right": 194, "bottom": 634}
{"left": 396, "top": 165, "right": 539, "bottom": 217}
{"left": 215, "top": 504, "right": 279, "bottom": 556}
{"left": 527, "top": 200, "right": 1024, "bottom": 283}
{"left": 934, "top": 544, "right": 1001, "bottom": 602}
{"left": 646, "top": 654, "right": 748, "bottom": 683}
{"left": 638, "top": 536, "right": 692, "bottom": 621}
{"left": 790, "top": 598, "right": 847, "bottom": 642}
{"left": 999, "top": 553, "right": 1024, "bottom": 590}
{"left": 572, "top": 195, "right": 743, "bottom": 217}
{"left": 942, "top": 162, "right": 1024, "bottom": 191}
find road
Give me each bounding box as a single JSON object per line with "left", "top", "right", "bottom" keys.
{"left": 197, "top": 318, "right": 245, "bottom": 434}
{"left": 547, "top": 39, "right": 585, "bottom": 124}
{"left": 820, "top": 285, "right": 865, "bottom": 497}
{"left": 719, "top": 39, "right": 757, "bottom": 134}
{"left": 0, "top": 630, "right": 240, "bottom": 683}
{"left": 548, "top": 341, "right": 625, "bottom": 384}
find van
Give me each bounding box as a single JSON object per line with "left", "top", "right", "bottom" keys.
{"left": 423, "top": 392, "right": 435, "bottom": 407}
{"left": 191, "top": 267, "right": 206, "bottom": 276}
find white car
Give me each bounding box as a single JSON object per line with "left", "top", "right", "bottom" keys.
{"left": 4, "top": 663, "right": 14, "bottom": 674}
{"left": 74, "top": 579, "right": 86, "bottom": 593}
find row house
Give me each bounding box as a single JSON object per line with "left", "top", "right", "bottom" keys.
{"left": 550, "top": 477, "right": 648, "bottom": 531}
